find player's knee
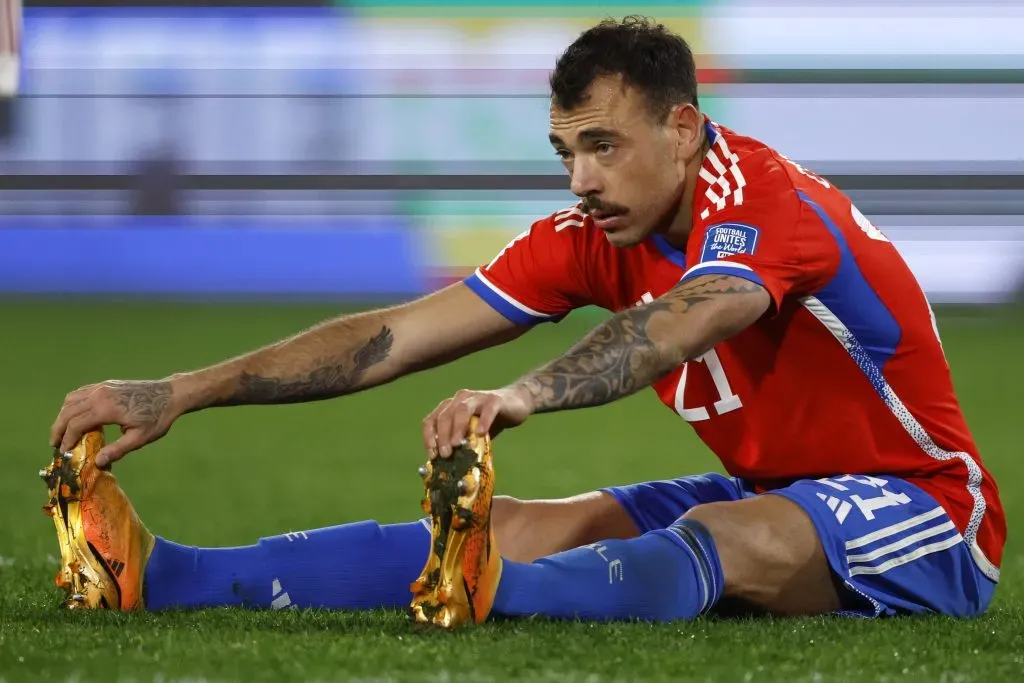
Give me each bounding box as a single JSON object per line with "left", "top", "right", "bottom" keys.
{"left": 681, "top": 501, "right": 791, "bottom": 601}
{"left": 681, "top": 498, "right": 839, "bottom": 613}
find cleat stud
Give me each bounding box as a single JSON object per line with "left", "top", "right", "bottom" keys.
{"left": 42, "top": 503, "right": 55, "bottom": 517}
{"left": 71, "top": 593, "right": 85, "bottom": 602}
{"left": 417, "top": 465, "right": 428, "bottom": 478}
{"left": 38, "top": 468, "right": 48, "bottom": 479}
{"left": 62, "top": 452, "right": 73, "bottom": 461}
{"left": 456, "top": 480, "right": 468, "bottom": 494}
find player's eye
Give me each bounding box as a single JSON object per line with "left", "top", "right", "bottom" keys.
{"left": 554, "top": 149, "right": 573, "bottom": 161}
{"left": 595, "top": 142, "right": 615, "bottom": 156}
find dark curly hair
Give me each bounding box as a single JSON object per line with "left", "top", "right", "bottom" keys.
{"left": 549, "top": 15, "right": 699, "bottom": 120}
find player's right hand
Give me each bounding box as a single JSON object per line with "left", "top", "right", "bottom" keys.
{"left": 49, "top": 379, "right": 182, "bottom": 467}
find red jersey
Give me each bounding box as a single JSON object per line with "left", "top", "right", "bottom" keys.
{"left": 463, "top": 117, "right": 1005, "bottom": 581}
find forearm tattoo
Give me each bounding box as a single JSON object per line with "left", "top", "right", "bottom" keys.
{"left": 232, "top": 325, "right": 394, "bottom": 404}
{"left": 515, "top": 276, "right": 763, "bottom": 413}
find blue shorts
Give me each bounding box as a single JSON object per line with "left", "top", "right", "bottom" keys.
{"left": 602, "top": 473, "right": 997, "bottom": 618}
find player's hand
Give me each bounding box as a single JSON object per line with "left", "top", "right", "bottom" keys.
{"left": 50, "top": 379, "right": 183, "bottom": 467}
{"left": 422, "top": 386, "right": 535, "bottom": 458}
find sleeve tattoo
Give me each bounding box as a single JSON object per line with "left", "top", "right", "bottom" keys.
{"left": 232, "top": 325, "right": 394, "bottom": 404}
{"left": 513, "top": 275, "right": 766, "bottom": 413}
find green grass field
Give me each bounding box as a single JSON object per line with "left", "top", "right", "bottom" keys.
{"left": 1, "top": 299, "right": 1022, "bottom": 682}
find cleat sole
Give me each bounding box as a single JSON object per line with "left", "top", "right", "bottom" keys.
{"left": 42, "top": 434, "right": 121, "bottom": 610}
{"left": 409, "top": 419, "right": 499, "bottom": 629}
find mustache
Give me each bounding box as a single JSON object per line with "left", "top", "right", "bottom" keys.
{"left": 581, "top": 197, "right": 628, "bottom": 216}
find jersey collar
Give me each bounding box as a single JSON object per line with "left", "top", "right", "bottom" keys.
{"left": 651, "top": 233, "right": 687, "bottom": 268}
{"left": 704, "top": 115, "right": 719, "bottom": 146}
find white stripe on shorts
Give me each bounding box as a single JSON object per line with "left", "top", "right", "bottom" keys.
{"left": 848, "top": 534, "right": 964, "bottom": 577}
{"left": 847, "top": 520, "right": 957, "bottom": 565}
{"left": 845, "top": 507, "right": 946, "bottom": 551}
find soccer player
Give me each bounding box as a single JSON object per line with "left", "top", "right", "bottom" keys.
{"left": 46, "top": 17, "right": 1004, "bottom": 626}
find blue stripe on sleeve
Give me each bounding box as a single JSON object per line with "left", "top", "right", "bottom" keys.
{"left": 680, "top": 265, "right": 766, "bottom": 289}
{"left": 797, "top": 191, "right": 901, "bottom": 370}
{"left": 463, "top": 272, "right": 551, "bottom": 326}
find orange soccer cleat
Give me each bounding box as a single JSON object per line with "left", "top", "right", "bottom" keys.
{"left": 409, "top": 417, "right": 502, "bottom": 629}
{"left": 41, "top": 430, "right": 155, "bottom": 610}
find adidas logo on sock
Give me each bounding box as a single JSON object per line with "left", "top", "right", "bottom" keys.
{"left": 270, "top": 578, "right": 294, "bottom": 610}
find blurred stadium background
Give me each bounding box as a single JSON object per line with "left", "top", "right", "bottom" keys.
{"left": 1, "top": 0, "right": 1023, "bottom": 302}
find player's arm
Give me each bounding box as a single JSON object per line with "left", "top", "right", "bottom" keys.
{"left": 50, "top": 282, "right": 526, "bottom": 464}
{"left": 513, "top": 274, "right": 769, "bottom": 412}
{"left": 424, "top": 274, "right": 770, "bottom": 455}
{"left": 191, "top": 282, "right": 525, "bottom": 407}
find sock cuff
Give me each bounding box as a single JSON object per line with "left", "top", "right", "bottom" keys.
{"left": 658, "top": 518, "right": 726, "bottom": 614}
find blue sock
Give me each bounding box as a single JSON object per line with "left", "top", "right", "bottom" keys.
{"left": 492, "top": 518, "right": 724, "bottom": 622}
{"left": 143, "top": 519, "right": 430, "bottom": 611}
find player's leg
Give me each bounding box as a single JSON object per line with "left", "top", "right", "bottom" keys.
{"left": 496, "top": 470, "right": 751, "bottom": 562}
{"left": 148, "top": 496, "right": 624, "bottom": 611}
{"left": 43, "top": 430, "right": 436, "bottom": 611}
{"left": 483, "top": 474, "right": 763, "bottom": 620}
{"left": 45, "top": 429, "right": 712, "bottom": 611}
{"left": 488, "top": 475, "right": 997, "bottom": 624}
{"left": 677, "top": 494, "right": 842, "bottom": 615}
{"left": 759, "top": 474, "right": 998, "bottom": 618}
{"left": 491, "top": 493, "right": 636, "bottom": 563}
{"left": 411, "top": 432, "right": 742, "bottom": 625}
{"left": 143, "top": 519, "right": 432, "bottom": 611}
{"left": 409, "top": 432, "right": 757, "bottom": 626}
{"left": 152, "top": 475, "right": 733, "bottom": 611}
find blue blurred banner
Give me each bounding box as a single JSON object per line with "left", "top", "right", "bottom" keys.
{"left": 0, "top": 215, "right": 426, "bottom": 296}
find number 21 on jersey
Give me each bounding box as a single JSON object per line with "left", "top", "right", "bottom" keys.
{"left": 673, "top": 348, "right": 743, "bottom": 422}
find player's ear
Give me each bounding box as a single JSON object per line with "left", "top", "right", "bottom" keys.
{"left": 668, "top": 103, "right": 702, "bottom": 162}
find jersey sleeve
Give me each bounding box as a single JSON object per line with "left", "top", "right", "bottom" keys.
{"left": 463, "top": 209, "right": 592, "bottom": 326}
{"left": 680, "top": 179, "right": 839, "bottom": 311}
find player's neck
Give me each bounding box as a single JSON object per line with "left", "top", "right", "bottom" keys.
{"left": 660, "top": 129, "right": 711, "bottom": 250}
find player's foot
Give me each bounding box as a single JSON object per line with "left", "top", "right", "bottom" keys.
{"left": 41, "top": 430, "right": 155, "bottom": 610}
{"left": 409, "top": 417, "right": 502, "bottom": 629}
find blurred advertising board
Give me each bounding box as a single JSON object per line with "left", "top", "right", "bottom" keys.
{"left": 0, "top": 3, "right": 1020, "bottom": 300}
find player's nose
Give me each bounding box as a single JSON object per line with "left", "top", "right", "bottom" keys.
{"left": 569, "top": 158, "right": 602, "bottom": 197}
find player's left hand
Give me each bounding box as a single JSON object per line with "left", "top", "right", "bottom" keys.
{"left": 423, "top": 386, "right": 534, "bottom": 458}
